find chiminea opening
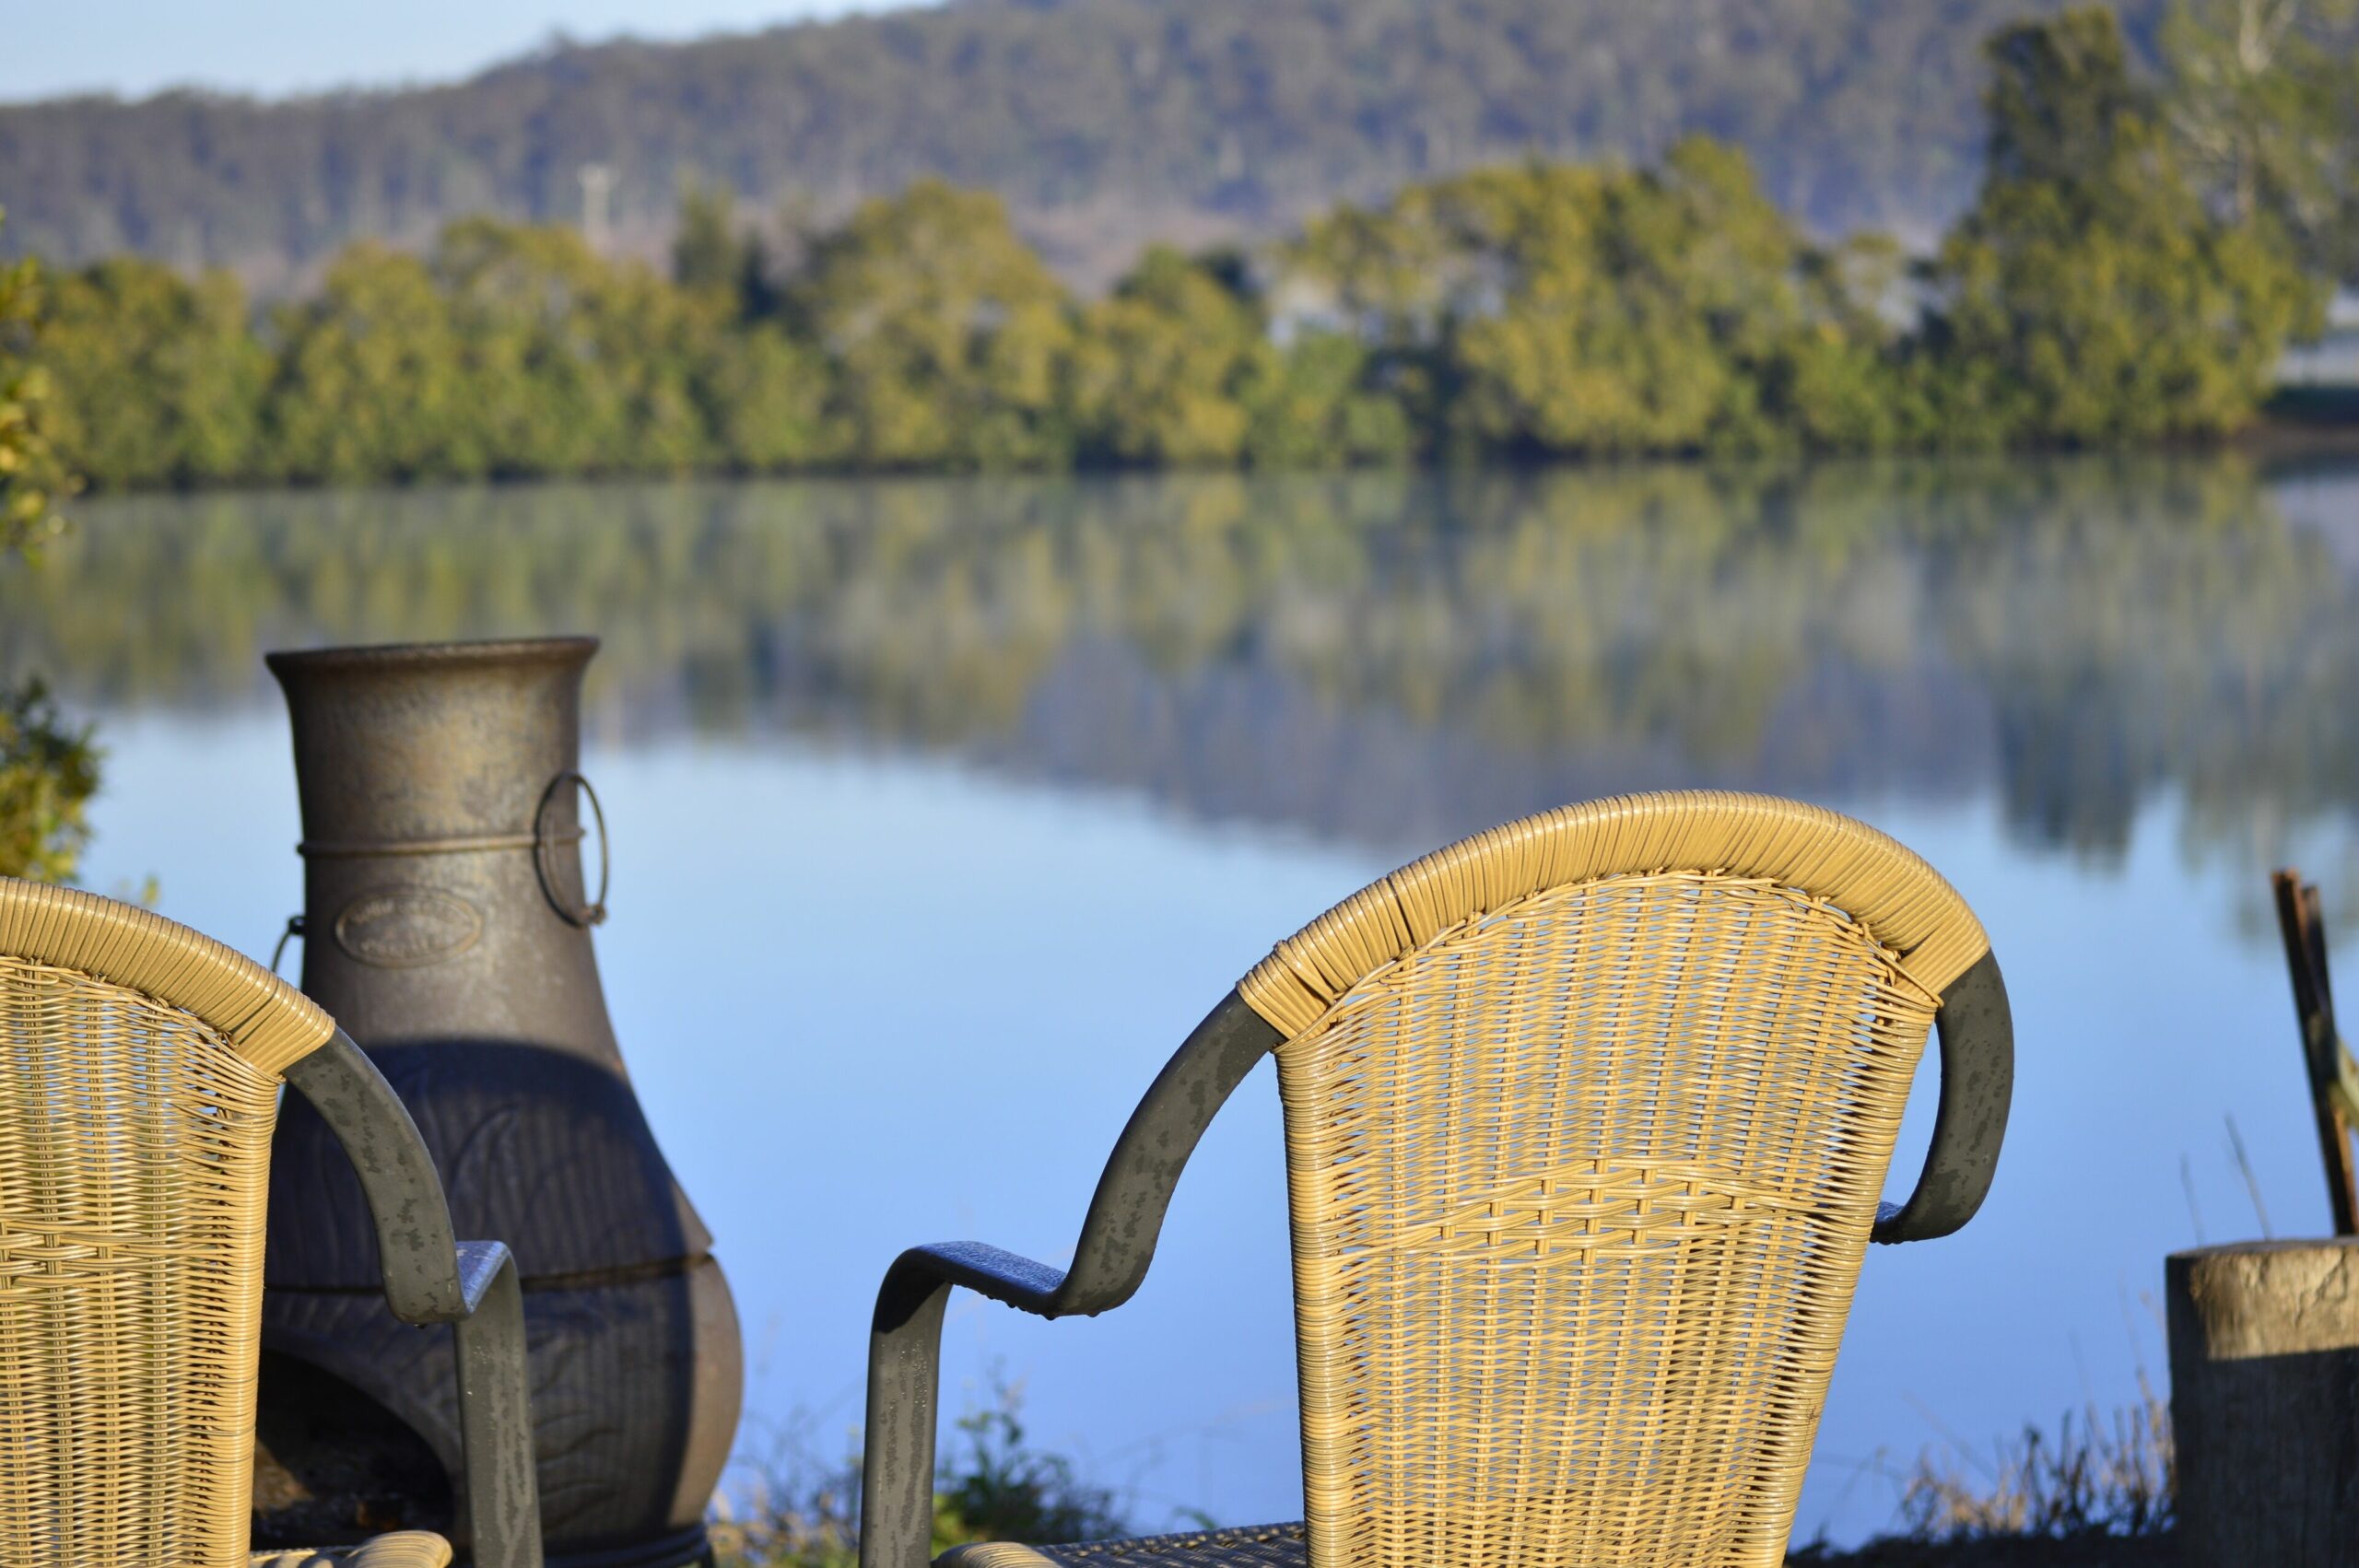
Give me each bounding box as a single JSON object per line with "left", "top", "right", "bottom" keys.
{"left": 252, "top": 1352, "right": 454, "bottom": 1545}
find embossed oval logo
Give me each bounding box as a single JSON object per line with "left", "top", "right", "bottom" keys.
{"left": 334, "top": 887, "right": 484, "bottom": 968}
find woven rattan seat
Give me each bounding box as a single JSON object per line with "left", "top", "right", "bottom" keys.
{"left": 859, "top": 792, "right": 2013, "bottom": 1568}
{"left": 0, "top": 877, "right": 541, "bottom": 1568}
{"left": 943, "top": 1525, "right": 1308, "bottom": 1568}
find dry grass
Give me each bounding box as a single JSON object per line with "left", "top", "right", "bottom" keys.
{"left": 1794, "top": 1380, "right": 2177, "bottom": 1567}
{"left": 1894, "top": 1379, "right": 2172, "bottom": 1541}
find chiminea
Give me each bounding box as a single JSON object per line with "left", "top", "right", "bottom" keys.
{"left": 255, "top": 638, "right": 742, "bottom": 1568}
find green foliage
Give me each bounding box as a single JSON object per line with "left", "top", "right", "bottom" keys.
{"left": 18, "top": 2, "right": 2352, "bottom": 488}
{"left": 797, "top": 181, "right": 1076, "bottom": 471}
{"left": 1926, "top": 6, "right": 2324, "bottom": 445}
{"left": 675, "top": 182, "right": 749, "bottom": 299}
{"left": 1293, "top": 140, "right": 1919, "bottom": 459}
{"left": 1243, "top": 331, "right": 1416, "bottom": 469}
{"left": 696, "top": 325, "right": 833, "bottom": 474}
{"left": 38, "top": 257, "right": 266, "bottom": 487}
{"left": 0, "top": 678, "right": 99, "bottom": 883}
{"left": 266, "top": 243, "right": 476, "bottom": 483}
{"left": 933, "top": 1395, "right": 1127, "bottom": 1550}
{"left": 0, "top": 211, "right": 100, "bottom": 888}
{"left": 709, "top": 1379, "right": 1125, "bottom": 1568}
{"left": 0, "top": 213, "right": 77, "bottom": 555}
{"left": 433, "top": 217, "right": 719, "bottom": 475}
{"left": 2163, "top": 0, "right": 2359, "bottom": 284}
{"left": 674, "top": 181, "right": 781, "bottom": 322}
{"left": 1072, "top": 247, "right": 1264, "bottom": 466}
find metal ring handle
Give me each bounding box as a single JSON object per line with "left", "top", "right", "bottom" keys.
{"left": 534, "top": 770, "right": 609, "bottom": 928}
{"left": 270, "top": 914, "right": 307, "bottom": 975}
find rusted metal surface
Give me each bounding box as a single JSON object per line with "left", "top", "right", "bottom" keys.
{"left": 257, "top": 638, "right": 742, "bottom": 1568}
{"left": 2270, "top": 867, "right": 2359, "bottom": 1237}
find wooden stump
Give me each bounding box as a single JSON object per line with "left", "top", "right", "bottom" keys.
{"left": 2167, "top": 1240, "right": 2359, "bottom": 1567}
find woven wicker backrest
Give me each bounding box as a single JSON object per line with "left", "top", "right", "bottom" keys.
{"left": 0, "top": 878, "right": 334, "bottom": 1567}
{"left": 1237, "top": 792, "right": 1990, "bottom": 1568}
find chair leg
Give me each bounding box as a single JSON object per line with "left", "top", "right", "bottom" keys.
{"left": 454, "top": 1246, "right": 544, "bottom": 1568}
{"left": 862, "top": 1275, "right": 952, "bottom": 1568}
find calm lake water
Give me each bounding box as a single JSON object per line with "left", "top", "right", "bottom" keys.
{"left": 9, "top": 456, "right": 2359, "bottom": 1546}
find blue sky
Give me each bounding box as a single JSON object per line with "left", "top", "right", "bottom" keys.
{"left": 0, "top": 0, "right": 923, "bottom": 103}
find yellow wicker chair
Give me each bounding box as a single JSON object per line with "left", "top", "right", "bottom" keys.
{"left": 859, "top": 791, "right": 2013, "bottom": 1568}
{"left": 0, "top": 877, "right": 543, "bottom": 1568}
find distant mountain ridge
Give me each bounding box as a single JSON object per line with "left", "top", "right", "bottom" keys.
{"left": 0, "top": 0, "right": 2165, "bottom": 293}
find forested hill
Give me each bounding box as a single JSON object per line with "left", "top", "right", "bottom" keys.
{"left": 0, "top": 0, "right": 2165, "bottom": 292}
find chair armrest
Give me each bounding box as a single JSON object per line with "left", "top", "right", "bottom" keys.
{"left": 859, "top": 1242, "right": 1072, "bottom": 1568}
{"left": 1872, "top": 949, "right": 2013, "bottom": 1245}
{"left": 885, "top": 1240, "right": 1070, "bottom": 1317}
{"left": 858, "top": 992, "right": 1282, "bottom": 1568}
{"left": 283, "top": 1031, "right": 545, "bottom": 1568}
{"left": 282, "top": 1030, "right": 469, "bottom": 1325}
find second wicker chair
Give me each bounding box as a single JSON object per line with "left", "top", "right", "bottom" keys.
{"left": 0, "top": 877, "right": 542, "bottom": 1568}
{"left": 859, "top": 790, "right": 2013, "bottom": 1568}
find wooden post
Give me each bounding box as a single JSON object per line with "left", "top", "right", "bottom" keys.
{"left": 2168, "top": 1240, "right": 2359, "bottom": 1567}
{"left": 2271, "top": 868, "right": 2359, "bottom": 1235}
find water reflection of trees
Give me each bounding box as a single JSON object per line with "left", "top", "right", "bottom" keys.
{"left": 4, "top": 458, "right": 2354, "bottom": 859}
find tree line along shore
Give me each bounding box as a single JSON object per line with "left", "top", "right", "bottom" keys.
{"left": 3, "top": 4, "right": 2353, "bottom": 493}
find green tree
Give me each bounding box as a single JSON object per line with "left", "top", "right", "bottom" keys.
{"left": 1927, "top": 6, "right": 2321, "bottom": 445}
{"left": 0, "top": 211, "right": 99, "bottom": 883}
{"left": 1071, "top": 246, "right": 1263, "bottom": 466}
{"left": 266, "top": 242, "right": 478, "bottom": 483}
{"left": 0, "top": 216, "right": 76, "bottom": 553}
{"left": 673, "top": 181, "right": 780, "bottom": 321}
{"left": 792, "top": 181, "right": 1077, "bottom": 470}
{"left": 693, "top": 323, "right": 833, "bottom": 473}
{"left": 673, "top": 181, "right": 745, "bottom": 298}
{"left": 1291, "top": 138, "right": 1874, "bottom": 458}
{"left": 1756, "top": 234, "right": 1929, "bottom": 452}
{"left": 435, "top": 216, "right": 718, "bottom": 476}
{"left": 39, "top": 256, "right": 268, "bottom": 488}
{"left": 0, "top": 679, "right": 98, "bottom": 883}
{"left": 432, "top": 218, "right": 616, "bottom": 477}
{"left": 1067, "top": 242, "right": 1414, "bottom": 470}
{"left": 1241, "top": 330, "right": 1415, "bottom": 468}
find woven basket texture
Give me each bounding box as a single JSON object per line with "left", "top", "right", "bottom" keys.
{"left": 0, "top": 877, "right": 439, "bottom": 1568}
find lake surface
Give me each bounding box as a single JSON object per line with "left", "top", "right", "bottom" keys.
{"left": 10, "top": 457, "right": 2359, "bottom": 1547}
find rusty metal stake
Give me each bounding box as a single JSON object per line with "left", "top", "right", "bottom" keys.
{"left": 2271, "top": 867, "right": 2359, "bottom": 1236}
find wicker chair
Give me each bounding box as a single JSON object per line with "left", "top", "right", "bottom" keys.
{"left": 0, "top": 877, "right": 542, "bottom": 1568}
{"left": 860, "top": 791, "right": 2013, "bottom": 1568}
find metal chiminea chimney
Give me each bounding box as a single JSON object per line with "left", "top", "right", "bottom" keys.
{"left": 254, "top": 638, "right": 742, "bottom": 1568}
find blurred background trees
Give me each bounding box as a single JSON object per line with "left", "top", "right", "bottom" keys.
{"left": 794, "top": 181, "right": 1076, "bottom": 470}
{"left": 1925, "top": 5, "right": 2326, "bottom": 445}
{"left": 0, "top": 0, "right": 2187, "bottom": 294}
{"left": 2164, "top": 0, "right": 2359, "bottom": 282}
{"left": 2, "top": 3, "right": 2351, "bottom": 486}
